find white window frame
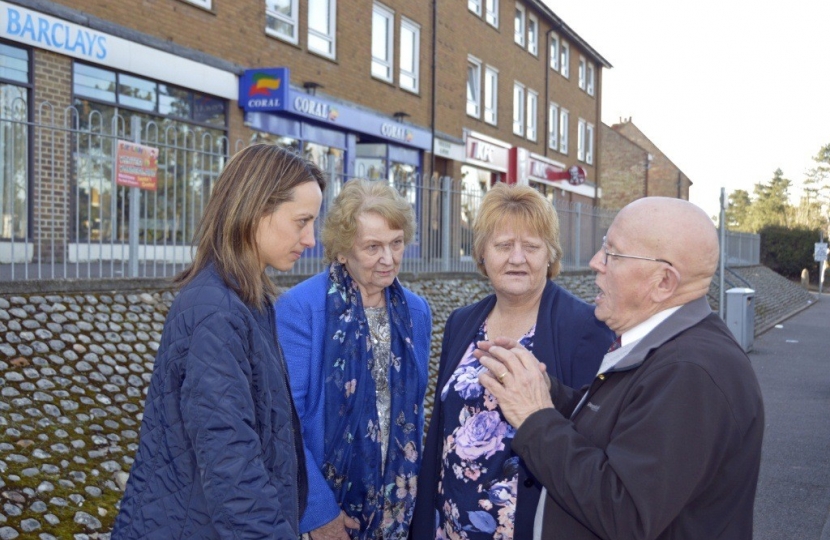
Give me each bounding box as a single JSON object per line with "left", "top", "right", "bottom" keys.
{"left": 587, "top": 62, "right": 595, "bottom": 96}
{"left": 485, "top": 0, "right": 499, "bottom": 27}
{"left": 484, "top": 65, "right": 498, "bottom": 125}
{"left": 371, "top": 2, "right": 395, "bottom": 83}
{"left": 549, "top": 33, "right": 560, "bottom": 71}
{"left": 181, "top": 0, "right": 211, "bottom": 9}
{"left": 468, "top": 0, "right": 482, "bottom": 16}
{"left": 586, "top": 123, "right": 595, "bottom": 164}
{"left": 513, "top": 82, "right": 525, "bottom": 136}
{"left": 560, "top": 41, "right": 570, "bottom": 78}
{"left": 548, "top": 102, "right": 559, "bottom": 150}
{"left": 266, "top": 0, "right": 299, "bottom": 44}
{"left": 526, "top": 89, "right": 538, "bottom": 141}
{"left": 399, "top": 17, "right": 420, "bottom": 93}
{"left": 577, "top": 118, "right": 586, "bottom": 161}
{"left": 559, "top": 108, "right": 569, "bottom": 154}
{"left": 527, "top": 13, "right": 538, "bottom": 56}
{"left": 467, "top": 56, "right": 482, "bottom": 118}
{"left": 514, "top": 4, "right": 525, "bottom": 47}
{"left": 307, "top": 0, "right": 337, "bottom": 59}
{"left": 578, "top": 56, "right": 587, "bottom": 90}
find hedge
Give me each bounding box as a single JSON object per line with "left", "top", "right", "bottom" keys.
{"left": 759, "top": 225, "right": 824, "bottom": 281}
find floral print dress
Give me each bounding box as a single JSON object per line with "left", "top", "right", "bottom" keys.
{"left": 435, "top": 322, "right": 535, "bottom": 540}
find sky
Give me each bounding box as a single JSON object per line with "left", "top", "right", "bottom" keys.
{"left": 543, "top": 0, "right": 830, "bottom": 219}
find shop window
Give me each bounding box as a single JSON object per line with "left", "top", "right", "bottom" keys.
{"left": 266, "top": 0, "right": 299, "bottom": 45}
{"left": 371, "top": 3, "right": 395, "bottom": 82}
{"left": 0, "top": 42, "right": 29, "bottom": 241}
{"left": 71, "top": 63, "right": 228, "bottom": 244}
{"left": 467, "top": 57, "right": 482, "bottom": 118}
{"left": 400, "top": 18, "right": 420, "bottom": 93}
{"left": 308, "top": 0, "right": 336, "bottom": 58}
{"left": 484, "top": 66, "right": 498, "bottom": 125}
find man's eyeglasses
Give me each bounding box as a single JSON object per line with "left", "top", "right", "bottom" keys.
{"left": 602, "top": 236, "right": 673, "bottom": 267}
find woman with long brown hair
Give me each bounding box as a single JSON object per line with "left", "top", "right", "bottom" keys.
{"left": 113, "top": 144, "right": 325, "bottom": 539}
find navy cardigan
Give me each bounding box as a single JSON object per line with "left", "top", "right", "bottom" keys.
{"left": 411, "top": 280, "right": 614, "bottom": 539}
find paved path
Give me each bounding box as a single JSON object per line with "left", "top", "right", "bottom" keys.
{"left": 752, "top": 292, "right": 830, "bottom": 540}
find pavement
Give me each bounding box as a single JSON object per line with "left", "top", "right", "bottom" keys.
{"left": 751, "top": 292, "right": 830, "bottom": 540}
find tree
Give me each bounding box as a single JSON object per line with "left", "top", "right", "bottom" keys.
{"left": 726, "top": 189, "right": 752, "bottom": 231}
{"left": 796, "top": 143, "right": 830, "bottom": 230}
{"left": 747, "top": 168, "right": 792, "bottom": 231}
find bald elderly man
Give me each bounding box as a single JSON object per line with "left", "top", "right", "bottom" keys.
{"left": 476, "top": 197, "right": 764, "bottom": 540}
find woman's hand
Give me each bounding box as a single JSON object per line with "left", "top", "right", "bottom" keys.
{"left": 310, "top": 511, "right": 361, "bottom": 540}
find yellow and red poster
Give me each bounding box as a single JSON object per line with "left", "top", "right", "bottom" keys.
{"left": 116, "top": 140, "right": 159, "bottom": 191}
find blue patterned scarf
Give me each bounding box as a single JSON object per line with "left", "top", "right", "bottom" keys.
{"left": 322, "top": 262, "right": 422, "bottom": 539}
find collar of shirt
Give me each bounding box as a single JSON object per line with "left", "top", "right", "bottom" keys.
{"left": 620, "top": 305, "right": 683, "bottom": 348}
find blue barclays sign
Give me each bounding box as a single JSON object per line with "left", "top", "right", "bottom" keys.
{"left": 0, "top": 2, "right": 107, "bottom": 60}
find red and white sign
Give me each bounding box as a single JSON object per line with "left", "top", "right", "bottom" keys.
{"left": 115, "top": 140, "right": 159, "bottom": 191}
{"left": 508, "top": 148, "right": 587, "bottom": 186}
{"left": 465, "top": 132, "right": 510, "bottom": 172}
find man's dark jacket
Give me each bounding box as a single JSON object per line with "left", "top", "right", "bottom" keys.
{"left": 112, "top": 263, "right": 307, "bottom": 539}
{"left": 513, "top": 297, "right": 765, "bottom": 539}
{"left": 411, "top": 280, "right": 614, "bottom": 538}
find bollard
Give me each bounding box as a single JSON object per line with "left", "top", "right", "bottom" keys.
{"left": 800, "top": 268, "right": 810, "bottom": 289}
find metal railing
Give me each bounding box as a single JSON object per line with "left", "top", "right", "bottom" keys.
{"left": 0, "top": 106, "right": 615, "bottom": 282}
{"left": 723, "top": 230, "right": 760, "bottom": 267}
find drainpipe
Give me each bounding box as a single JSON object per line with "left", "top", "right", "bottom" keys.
{"left": 430, "top": 0, "right": 437, "bottom": 178}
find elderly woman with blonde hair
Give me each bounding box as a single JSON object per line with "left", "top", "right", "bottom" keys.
{"left": 277, "top": 179, "right": 432, "bottom": 540}
{"left": 411, "top": 183, "right": 614, "bottom": 539}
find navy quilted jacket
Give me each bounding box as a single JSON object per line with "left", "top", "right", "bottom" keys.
{"left": 112, "top": 263, "right": 307, "bottom": 539}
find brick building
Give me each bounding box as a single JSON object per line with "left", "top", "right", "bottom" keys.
{"left": 0, "top": 0, "right": 609, "bottom": 264}
{"left": 600, "top": 119, "right": 692, "bottom": 210}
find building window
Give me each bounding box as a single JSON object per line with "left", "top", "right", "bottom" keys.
{"left": 468, "top": 0, "right": 481, "bottom": 16}
{"left": 550, "top": 33, "right": 559, "bottom": 71}
{"left": 308, "top": 0, "right": 336, "bottom": 58}
{"left": 0, "top": 42, "right": 29, "bottom": 241}
{"left": 577, "top": 118, "right": 586, "bottom": 161}
{"left": 399, "top": 18, "right": 420, "bottom": 93}
{"left": 560, "top": 41, "right": 570, "bottom": 78}
{"left": 484, "top": 66, "right": 498, "bottom": 125}
{"left": 527, "top": 13, "right": 538, "bottom": 56}
{"left": 266, "top": 0, "right": 299, "bottom": 44}
{"left": 371, "top": 3, "right": 395, "bottom": 82}
{"left": 526, "top": 90, "right": 538, "bottom": 141}
{"left": 578, "top": 56, "right": 586, "bottom": 90}
{"left": 587, "top": 62, "right": 595, "bottom": 96}
{"left": 548, "top": 102, "right": 559, "bottom": 150}
{"left": 467, "top": 56, "right": 482, "bottom": 118}
{"left": 513, "top": 82, "right": 525, "bottom": 136}
{"left": 559, "top": 108, "right": 569, "bottom": 154}
{"left": 514, "top": 4, "right": 525, "bottom": 47}
{"left": 181, "top": 0, "right": 211, "bottom": 8}
{"left": 485, "top": 0, "right": 499, "bottom": 27}
{"left": 586, "top": 123, "right": 595, "bottom": 164}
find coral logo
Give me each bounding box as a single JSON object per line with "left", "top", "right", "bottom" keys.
{"left": 249, "top": 73, "right": 281, "bottom": 96}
